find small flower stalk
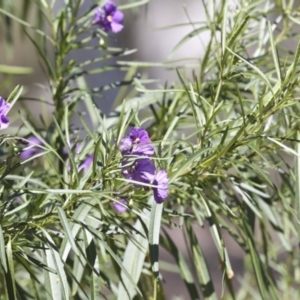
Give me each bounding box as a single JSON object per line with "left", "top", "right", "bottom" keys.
{"left": 119, "top": 128, "right": 168, "bottom": 204}
{"left": 93, "top": 1, "right": 124, "bottom": 33}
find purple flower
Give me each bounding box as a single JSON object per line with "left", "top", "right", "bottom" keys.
{"left": 152, "top": 170, "right": 169, "bottom": 204}
{"left": 112, "top": 199, "right": 127, "bottom": 213}
{"left": 93, "top": 1, "right": 124, "bottom": 33}
{"left": 0, "top": 97, "right": 10, "bottom": 130}
{"left": 119, "top": 128, "right": 154, "bottom": 157}
{"left": 122, "top": 158, "right": 155, "bottom": 187}
{"left": 20, "top": 136, "right": 43, "bottom": 160}
{"left": 79, "top": 154, "right": 94, "bottom": 173}
{"left": 119, "top": 127, "right": 168, "bottom": 204}
{"left": 119, "top": 136, "right": 132, "bottom": 154}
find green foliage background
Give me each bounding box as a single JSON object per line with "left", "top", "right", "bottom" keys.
{"left": 1, "top": 0, "right": 300, "bottom": 299}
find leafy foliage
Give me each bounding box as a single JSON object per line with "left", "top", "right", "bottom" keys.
{"left": 1, "top": 0, "right": 300, "bottom": 299}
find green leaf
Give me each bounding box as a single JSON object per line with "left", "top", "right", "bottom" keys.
{"left": 117, "top": 217, "right": 149, "bottom": 300}
{"left": 149, "top": 200, "right": 163, "bottom": 279}
{"left": 161, "top": 229, "right": 200, "bottom": 300}
{"left": 6, "top": 237, "right": 17, "bottom": 300}
{"left": 42, "top": 229, "right": 69, "bottom": 300}
{"left": 60, "top": 200, "right": 96, "bottom": 261}
{"left": 202, "top": 198, "right": 234, "bottom": 279}
{"left": 0, "top": 8, "right": 54, "bottom": 43}
{"left": 296, "top": 131, "right": 300, "bottom": 246}
{"left": 119, "top": 0, "right": 149, "bottom": 9}
{"left": 57, "top": 206, "right": 79, "bottom": 256}
{"left": 0, "top": 225, "right": 7, "bottom": 273}
{"left": 42, "top": 247, "right": 61, "bottom": 300}
{"left": 0, "top": 64, "right": 32, "bottom": 74}
{"left": 185, "top": 222, "right": 217, "bottom": 299}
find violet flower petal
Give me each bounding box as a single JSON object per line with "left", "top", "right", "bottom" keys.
{"left": 130, "top": 128, "right": 154, "bottom": 156}
{"left": 120, "top": 127, "right": 154, "bottom": 157}
{"left": 124, "top": 158, "right": 155, "bottom": 187}
{"left": 113, "top": 199, "right": 128, "bottom": 213}
{"left": 129, "top": 128, "right": 152, "bottom": 144}
{"left": 153, "top": 170, "right": 169, "bottom": 204}
{"left": 111, "top": 21, "right": 124, "bottom": 33}
{"left": 93, "top": 1, "right": 124, "bottom": 33}
{"left": 0, "top": 97, "right": 10, "bottom": 115}
{"left": 93, "top": 7, "right": 103, "bottom": 24}
{"left": 103, "top": 0, "right": 117, "bottom": 14}
{"left": 79, "top": 154, "right": 94, "bottom": 173}
{"left": 20, "top": 136, "right": 43, "bottom": 160}
{"left": 0, "top": 97, "right": 10, "bottom": 130}
{"left": 0, "top": 115, "right": 9, "bottom": 129}
{"left": 112, "top": 10, "right": 124, "bottom": 23}
{"left": 131, "top": 143, "right": 155, "bottom": 157}
{"left": 119, "top": 137, "right": 132, "bottom": 155}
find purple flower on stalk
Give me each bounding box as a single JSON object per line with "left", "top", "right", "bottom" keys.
{"left": 122, "top": 158, "right": 155, "bottom": 187}
{"left": 119, "top": 128, "right": 154, "bottom": 157}
{"left": 0, "top": 97, "right": 10, "bottom": 130}
{"left": 93, "top": 1, "right": 124, "bottom": 33}
{"left": 152, "top": 170, "right": 169, "bottom": 204}
{"left": 112, "top": 199, "right": 127, "bottom": 213}
{"left": 20, "top": 136, "right": 43, "bottom": 160}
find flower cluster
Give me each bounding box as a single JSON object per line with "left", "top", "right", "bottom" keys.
{"left": 93, "top": 1, "right": 124, "bottom": 33}
{"left": 0, "top": 97, "right": 10, "bottom": 130}
{"left": 119, "top": 128, "right": 168, "bottom": 204}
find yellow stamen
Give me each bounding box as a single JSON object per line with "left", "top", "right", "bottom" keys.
{"left": 107, "top": 15, "right": 112, "bottom": 22}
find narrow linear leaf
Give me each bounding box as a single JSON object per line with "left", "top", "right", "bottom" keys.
{"left": 0, "top": 225, "right": 7, "bottom": 273}
{"left": 186, "top": 222, "right": 217, "bottom": 300}
{"left": 117, "top": 218, "right": 148, "bottom": 300}
{"left": 42, "top": 229, "right": 69, "bottom": 300}
{"left": 57, "top": 206, "right": 79, "bottom": 256}
{"left": 149, "top": 200, "right": 163, "bottom": 279}
{"left": 6, "top": 237, "right": 17, "bottom": 300}
{"left": 161, "top": 229, "right": 200, "bottom": 300}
